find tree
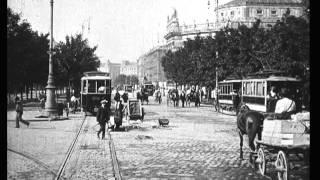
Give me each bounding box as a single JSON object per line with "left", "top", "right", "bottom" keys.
{"left": 7, "top": 8, "right": 50, "bottom": 99}
{"left": 53, "top": 34, "right": 100, "bottom": 97}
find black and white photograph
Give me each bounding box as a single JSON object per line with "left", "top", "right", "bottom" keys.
{"left": 7, "top": 0, "right": 310, "bottom": 179}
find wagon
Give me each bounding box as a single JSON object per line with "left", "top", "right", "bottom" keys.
{"left": 252, "top": 119, "right": 310, "bottom": 180}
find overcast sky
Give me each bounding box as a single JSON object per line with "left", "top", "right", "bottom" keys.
{"left": 8, "top": 0, "right": 231, "bottom": 64}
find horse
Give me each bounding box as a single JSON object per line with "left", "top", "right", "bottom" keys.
{"left": 167, "top": 89, "right": 176, "bottom": 106}
{"left": 186, "top": 91, "right": 196, "bottom": 107}
{"left": 237, "top": 104, "right": 265, "bottom": 161}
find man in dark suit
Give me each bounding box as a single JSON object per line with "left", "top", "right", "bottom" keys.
{"left": 96, "top": 99, "right": 110, "bottom": 139}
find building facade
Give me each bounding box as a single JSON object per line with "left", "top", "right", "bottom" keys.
{"left": 137, "top": 45, "right": 167, "bottom": 87}
{"left": 103, "top": 60, "right": 121, "bottom": 85}
{"left": 120, "top": 60, "right": 138, "bottom": 76}
{"left": 211, "top": 0, "right": 304, "bottom": 29}
{"left": 164, "top": 8, "right": 217, "bottom": 51}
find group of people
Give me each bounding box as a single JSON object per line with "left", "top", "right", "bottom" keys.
{"left": 167, "top": 88, "right": 203, "bottom": 107}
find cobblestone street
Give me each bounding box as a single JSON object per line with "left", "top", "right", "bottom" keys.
{"left": 111, "top": 96, "right": 309, "bottom": 180}
{"left": 7, "top": 96, "right": 309, "bottom": 179}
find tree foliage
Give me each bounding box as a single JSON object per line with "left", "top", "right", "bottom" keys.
{"left": 53, "top": 34, "right": 100, "bottom": 95}
{"left": 162, "top": 14, "right": 309, "bottom": 88}
{"left": 7, "top": 8, "right": 49, "bottom": 95}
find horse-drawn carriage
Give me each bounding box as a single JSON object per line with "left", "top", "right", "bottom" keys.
{"left": 237, "top": 103, "right": 310, "bottom": 180}
{"left": 252, "top": 115, "right": 310, "bottom": 180}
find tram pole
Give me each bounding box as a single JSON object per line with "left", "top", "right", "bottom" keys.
{"left": 215, "top": 51, "right": 219, "bottom": 112}
{"left": 45, "top": 0, "right": 57, "bottom": 117}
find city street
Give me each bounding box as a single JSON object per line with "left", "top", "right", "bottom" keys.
{"left": 7, "top": 96, "right": 309, "bottom": 179}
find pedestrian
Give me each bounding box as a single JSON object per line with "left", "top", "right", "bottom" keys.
{"left": 122, "top": 92, "right": 129, "bottom": 103}
{"left": 114, "top": 90, "right": 121, "bottom": 110}
{"left": 115, "top": 100, "right": 124, "bottom": 129}
{"left": 96, "top": 99, "right": 110, "bottom": 139}
{"left": 15, "top": 96, "right": 30, "bottom": 128}
{"left": 231, "top": 90, "right": 240, "bottom": 115}
{"left": 180, "top": 90, "right": 186, "bottom": 107}
{"left": 266, "top": 86, "right": 279, "bottom": 113}
{"left": 64, "top": 101, "right": 69, "bottom": 118}
{"left": 195, "top": 90, "right": 200, "bottom": 107}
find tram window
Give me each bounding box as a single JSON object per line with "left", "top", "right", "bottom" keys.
{"left": 83, "top": 81, "right": 87, "bottom": 93}
{"left": 88, "top": 80, "right": 97, "bottom": 93}
{"left": 105, "top": 80, "right": 111, "bottom": 94}
{"left": 245, "top": 82, "right": 251, "bottom": 95}
{"left": 256, "top": 82, "right": 264, "bottom": 96}
{"left": 97, "top": 80, "right": 106, "bottom": 93}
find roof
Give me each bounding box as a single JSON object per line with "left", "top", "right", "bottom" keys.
{"left": 81, "top": 76, "right": 111, "bottom": 80}
{"left": 219, "top": 79, "right": 243, "bottom": 83}
{"left": 217, "top": 0, "right": 303, "bottom": 9}
{"left": 83, "top": 71, "right": 110, "bottom": 77}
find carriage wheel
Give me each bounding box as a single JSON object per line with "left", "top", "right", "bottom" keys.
{"left": 257, "top": 148, "right": 266, "bottom": 176}
{"left": 276, "top": 150, "right": 289, "bottom": 180}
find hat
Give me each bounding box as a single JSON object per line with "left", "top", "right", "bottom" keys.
{"left": 101, "top": 99, "right": 108, "bottom": 104}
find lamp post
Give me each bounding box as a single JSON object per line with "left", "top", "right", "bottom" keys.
{"left": 215, "top": 51, "right": 219, "bottom": 112}
{"left": 45, "top": 0, "right": 57, "bottom": 116}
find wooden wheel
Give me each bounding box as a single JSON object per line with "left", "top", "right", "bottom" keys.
{"left": 257, "top": 148, "right": 266, "bottom": 175}
{"left": 275, "top": 150, "right": 289, "bottom": 180}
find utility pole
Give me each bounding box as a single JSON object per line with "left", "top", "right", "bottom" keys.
{"left": 45, "top": 0, "right": 57, "bottom": 117}
{"left": 215, "top": 51, "right": 219, "bottom": 112}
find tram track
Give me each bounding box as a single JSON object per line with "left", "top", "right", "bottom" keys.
{"left": 54, "top": 114, "right": 122, "bottom": 180}
{"left": 54, "top": 115, "right": 87, "bottom": 180}
{"left": 7, "top": 147, "right": 58, "bottom": 177}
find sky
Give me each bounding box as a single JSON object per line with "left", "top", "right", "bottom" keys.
{"left": 8, "top": 0, "right": 231, "bottom": 64}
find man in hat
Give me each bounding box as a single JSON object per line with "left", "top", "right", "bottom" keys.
{"left": 15, "top": 96, "right": 30, "bottom": 128}
{"left": 275, "top": 88, "right": 296, "bottom": 115}
{"left": 96, "top": 99, "right": 110, "bottom": 139}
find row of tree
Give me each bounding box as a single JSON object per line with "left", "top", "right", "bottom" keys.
{"left": 7, "top": 8, "right": 100, "bottom": 101}
{"left": 161, "top": 11, "right": 310, "bottom": 89}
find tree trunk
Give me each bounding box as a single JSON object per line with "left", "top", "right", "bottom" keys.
{"left": 30, "top": 84, "right": 33, "bottom": 100}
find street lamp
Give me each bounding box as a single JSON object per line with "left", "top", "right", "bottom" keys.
{"left": 45, "top": 0, "right": 57, "bottom": 116}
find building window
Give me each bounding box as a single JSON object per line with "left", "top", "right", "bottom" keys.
{"left": 256, "top": 9, "right": 263, "bottom": 15}
{"left": 231, "top": 11, "right": 234, "bottom": 16}
{"left": 271, "top": 9, "right": 277, "bottom": 16}
{"left": 221, "top": 12, "right": 224, "bottom": 16}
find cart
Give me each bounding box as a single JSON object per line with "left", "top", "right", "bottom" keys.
{"left": 126, "top": 99, "right": 144, "bottom": 121}
{"left": 252, "top": 123, "right": 309, "bottom": 180}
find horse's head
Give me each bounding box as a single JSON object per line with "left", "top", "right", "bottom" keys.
{"left": 238, "top": 104, "right": 250, "bottom": 114}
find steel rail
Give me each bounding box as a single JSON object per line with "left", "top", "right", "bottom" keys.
{"left": 7, "top": 147, "right": 58, "bottom": 176}
{"left": 54, "top": 115, "right": 87, "bottom": 180}
{"left": 107, "top": 130, "right": 122, "bottom": 180}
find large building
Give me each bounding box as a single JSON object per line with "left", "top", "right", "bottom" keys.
{"left": 100, "top": 60, "right": 121, "bottom": 85}
{"left": 120, "top": 60, "right": 138, "bottom": 76}
{"left": 164, "top": 8, "right": 217, "bottom": 51}
{"left": 211, "top": 0, "right": 304, "bottom": 29}
{"left": 137, "top": 45, "right": 167, "bottom": 87}
{"left": 165, "top": 1, "right": 304, "bottom": 51}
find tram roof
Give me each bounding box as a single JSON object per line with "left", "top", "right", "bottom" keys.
{"left": 242, "top": 76, "right": 301, "bottom": 82}
{"left": 81, "top": 76, "right": 111, "bottom": 80}
{"left": 219, "top": 79, "right": 242, "bottom": 83}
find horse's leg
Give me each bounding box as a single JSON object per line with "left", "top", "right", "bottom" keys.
{"left": 239, "top": 130, "right": 244, "bottom": 160}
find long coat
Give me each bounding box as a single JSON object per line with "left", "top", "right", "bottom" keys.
{"left": 96, "top": 106, "right": 110, "bottom": 123}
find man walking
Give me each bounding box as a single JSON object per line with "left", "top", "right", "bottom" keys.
{"left": 15, "top": 96, "right": 30, "bottom": 128}
{"left": 180, "top": 90, "right": 186, "bottom": 107}
{"left": 96, "top": 99, "right": 110, "bottom": 139}
{"left": 114, "top": 90, "right": 121, "bottom": 110}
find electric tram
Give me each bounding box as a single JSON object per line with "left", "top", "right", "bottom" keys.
{"left": 217, "top": 70, "right": 303, "bottom": 115}
{"left": 80, "top": 71, "right": 112, "bottom": 114}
